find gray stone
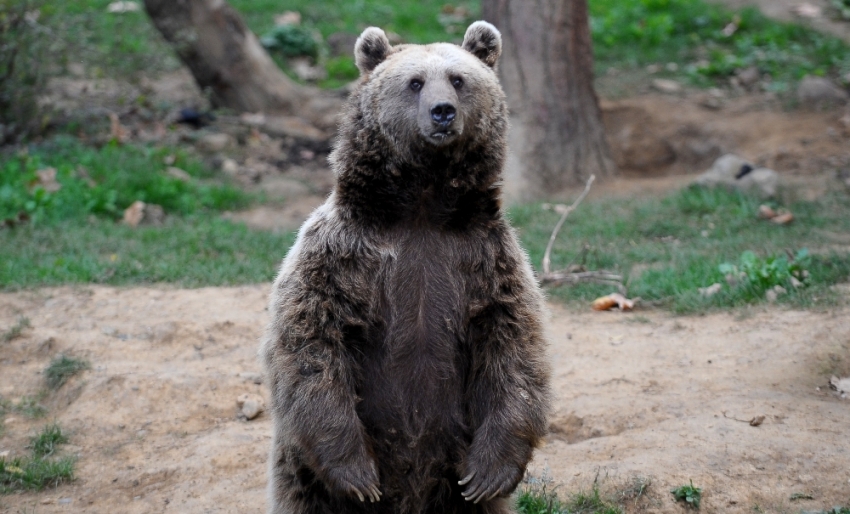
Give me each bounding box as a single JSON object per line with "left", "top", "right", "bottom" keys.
{"left": 693, "top": 154, "right": 779, "bottom": 198}
{"left": 236, "top": 393, "right": 265, "bottom": 420}
{"left": 196, "top": 132, "right": 235, "bottom": 153}
{"left": 651, "top": 78, "right": 682, "bottom": 94}
{"left": 238, "top": 372, "right": 263, "bottom": 385}
{"left": 797, "top": 76, "right": 848, "bottom": 108}
{"left": 261, "top": 115, "right": 326, "bottom": 141}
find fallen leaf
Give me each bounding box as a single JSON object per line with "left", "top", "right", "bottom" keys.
{"left": 757, "top": 204, "right": 776, "bottom": 219}
{"left": 109, "top": 112, "right": 129, "bottom": 143}
{"left": 749, "top": 415, "right": 765, "bottom": 427}
{"left": 592, "top": 293, "right": 635, "bottom": 311}
{"left": 35, "top": 167, "right": 61, "bottom": 192}
{"left": 771, "top": 212, "right": 794, "bottom": 225}
{"left": 123, "top": 201, "right": 145, "bottom": 227}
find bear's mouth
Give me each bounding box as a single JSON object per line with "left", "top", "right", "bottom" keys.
{"left": 428, "top": 130, "right": 457, "bottom": 144}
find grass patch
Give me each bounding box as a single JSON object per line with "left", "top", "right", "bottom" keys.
{"left": 44, "top": 355, "right": 90, "bottom": 390}
{"left": 590, "top": 0, "right": 850, "bottom": 90}
{"left": 0, "top": 217, "right": 296, "bottom": 289}
{"left": 516, "top": 481, "right": 623, "bottom": 514}
{"left": 0, "top": 136, "right": 295, "bottom": 290}
{"left": 510, "top": 187, "right": 850, "bottom": 313}
{"left": 1, "top": 316, "right": 30, "bottom": 342}
{"left": 1, "top": 136, "right": 249, "bottom": 224}
{"left": 0, "top": 424, "right": 74, "bottom": 493}
{"left": 29, "top": 424, "right": 69, "bottom": 458}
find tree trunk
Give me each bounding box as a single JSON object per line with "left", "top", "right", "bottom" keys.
{"left": 143, "top": 0, "right": 304, "bottom": 114}
{"left": 483, "top": 0, "right": 615, "bottom": 197}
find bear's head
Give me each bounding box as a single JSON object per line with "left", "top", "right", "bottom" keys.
{"left": 350, "top": 21, "right": 505, "bottom": 152}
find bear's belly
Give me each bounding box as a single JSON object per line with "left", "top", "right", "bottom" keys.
{"left": 357, "top": 228, "right": 469, "bottom": 476}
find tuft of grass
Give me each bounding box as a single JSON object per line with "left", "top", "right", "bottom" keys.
{"left": 14, "top": 394, "right": 47, "bottom": 419}
{"left": 44, "top": 355, "right": 90, "bottom": 390}
{"left": 1, "top": 423, "right": 74, "bottom": 494}
{"left": 1, "top": 316, "right": 30, "bottom": 343}
{"left": 671, "top": 480, "right": 702, "bottom": 509}
{"left": 28, "top": 424, "right": 68, "bottom": 458}
{"left": 0, "top": 455, "right": 76, "bottom": 493}
{"left": 516, "top": 479, "right": 623, "bottom": 514}
{"left": 510, "top": 186, "right": 850, "bottom": 313}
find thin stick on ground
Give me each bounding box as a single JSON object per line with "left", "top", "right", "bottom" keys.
{"left": 542, "top": 175, "right": 596, "bottom": 275}
{"left": 538, "top": 175, "right": 625, "bottom": 292}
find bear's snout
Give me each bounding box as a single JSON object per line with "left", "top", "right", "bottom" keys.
{"left": 430, "top": 102, "right": 456, "bottom": 127}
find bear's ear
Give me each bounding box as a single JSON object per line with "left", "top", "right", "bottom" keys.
{"left": 461, "top": 21, "right": 502, "bottom": 68}
{"left": 354, "top": 27, "right": 392, "bottom": 74}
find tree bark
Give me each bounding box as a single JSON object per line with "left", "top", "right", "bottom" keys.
{"left": 483, "top": 0, "right": 615, "bottom": 197}
{"left": 143, "top": 0, "right": 304, "bottom": 114}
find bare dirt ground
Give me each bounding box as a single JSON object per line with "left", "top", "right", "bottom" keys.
{"left": 0, "top": 286, "right": 849, "bottom": 513}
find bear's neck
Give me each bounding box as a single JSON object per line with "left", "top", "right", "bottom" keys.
{"left": 334, "top": 136, "right": 504, "bottom": 231}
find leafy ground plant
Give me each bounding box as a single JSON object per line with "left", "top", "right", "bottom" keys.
{"left": 671, "top": 480, "right": 702, "bottom": 509}
{"left": 0, "top": 424, "right": 74, "bottom": 493}
{"left": 44, "top": 355, "right": 90, "bottom": 390}
{"left": 719, "top": 248, "right": 810, "bottom": 299}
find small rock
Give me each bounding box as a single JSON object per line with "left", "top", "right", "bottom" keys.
{"left": 290, "top": 57, "right": 328, "bottom": 82}
{"left": 829, "top": 375, "right": 850, "bottom": 395}
{"left": 35, "top": 167, "right": 62, "bottom": 192}
{"left": 274, "top": 10, "right": 301, "bottom": 26}
{"left": 765, "top": 285, "right": 787, "bottom": 303}
{"left": 221, "top": 158, "right": 240, "bottom": 177}
{"left": 196, "top": 133, "right": 235, "bottom": 153}
{"left": 797, "top": 76, "right": 848, "bottom": 108}
{"left": 651, "top": 78, "right": 682, "bottom": 94}
{"left": 693, "top": 154, "right": 779, "bottom": 198}
{"left": 107, "top": 1, "right": 140, "bottom": 13}
{"left": 262, "top": 115, "right": 326, "bottom": 141}
{"left": 166, "top": 167, "right": 191, "bottom": 182}
{"left": 736, "top": 66, "right": 761, "bottom": 89}
{"left": 123, "top": 201, "right": 165, "bottom": 227}
{"left": 239, "top": 112, "right": 266, "bottom": 127}
{"left": 699, "top": 283, "right": 722, "bottom": 297}
{"left": 238, "top": 372, "right": 263, "bottom": 385}
{"left": 237, "top": 393, "right": 265, "bottom": 420}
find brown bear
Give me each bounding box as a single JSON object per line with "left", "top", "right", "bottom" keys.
{"left": 261, "top": 21, "right": 550, "bottom": 514}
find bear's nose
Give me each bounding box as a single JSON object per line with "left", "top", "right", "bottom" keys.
{"left": 430, "top": 103, "right": 456, "bottom": 126}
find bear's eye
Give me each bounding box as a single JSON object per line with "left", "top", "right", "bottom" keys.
{"left": 409, "top": 79, "right": 423, "bottom": 92}
{"left": 451, "top": 77, "right": 464, "bottom": 89}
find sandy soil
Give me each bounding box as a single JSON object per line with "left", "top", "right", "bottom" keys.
{"left": 1, "top": 285, "right": 848, "bottom": 513}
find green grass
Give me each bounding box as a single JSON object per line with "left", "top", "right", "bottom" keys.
{"left": 1, "top": 136, "right": 249, "bottom": 224}
{"left": 516, "top": 483, "right": 623, "bottom": 514}
{"left": 0, "top": 216, "right": 296, "bottom": 289}
{"left": 1, "top": 316, "right": 30, "bottom": 342}
{"left": 510, "top": 187, "right": 850, "bottom": 313}
{"left": 44, "top": 355, "right": 90, "bottom": 390}
{"left": 0, "top": 135, "right": 294, "bottom": 290}
{"left": 0, "top": 424, "right": 74, "bottom": 494}
{"left": 589, "top": 0, "right": 850, "bottom": 90}
{"left": 671, "top": 480, "right": 702, "bottom": 509}
{"left": 29, "top": 424, "right": 69, "bottom": 458}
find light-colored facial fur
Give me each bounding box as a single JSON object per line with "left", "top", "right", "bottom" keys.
{"left": 353, "top": 22, "right": 503, "bottom": 149}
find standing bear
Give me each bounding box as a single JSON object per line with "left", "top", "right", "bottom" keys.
{"left": 261, "top": 21, "right": 550, "bottom": 514}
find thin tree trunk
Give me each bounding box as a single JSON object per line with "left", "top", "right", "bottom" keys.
{"left": 143, "top": 0, "right": 304, "bottom": 114}
{"left": 483, "top": 0, "right": 615, "bottom": 196}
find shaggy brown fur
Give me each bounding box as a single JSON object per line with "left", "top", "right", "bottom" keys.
{"left": 261, "top": 21, "right": 550, "bottom": 514}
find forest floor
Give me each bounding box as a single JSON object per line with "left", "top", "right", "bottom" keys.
{"left": 2, "top": 2, "right": 850, "bottom": 513}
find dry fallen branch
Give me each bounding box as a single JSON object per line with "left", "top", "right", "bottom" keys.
{"left": 538, "top": 175, "right": 626, "bottom": 293}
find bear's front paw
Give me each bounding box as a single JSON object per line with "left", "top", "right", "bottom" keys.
{"left": 459, "top": 462, "right": 523, "bottom": 504}
{"left": 325, "top": 458, "right": 382, "bottom": 503}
